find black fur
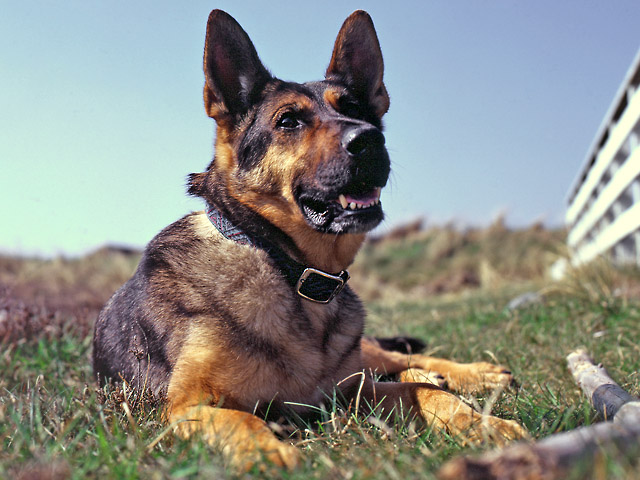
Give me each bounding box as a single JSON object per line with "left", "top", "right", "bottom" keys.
{"left": 371, "top": 336, "right": 427, "bottom": 355}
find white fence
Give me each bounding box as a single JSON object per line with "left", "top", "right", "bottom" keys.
{"left": 566, "top": 49, "right": 640, "bottom": 266}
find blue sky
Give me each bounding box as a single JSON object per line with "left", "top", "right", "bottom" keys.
{"left": 2, "top": 1, "right": 639, "bottom": 256}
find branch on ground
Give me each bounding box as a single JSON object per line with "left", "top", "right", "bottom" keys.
{"left": 438, "top": 349, "right": 640, "bottom": 480}
{"left": 566, "top": 348, "right": 635, "bottom": 420}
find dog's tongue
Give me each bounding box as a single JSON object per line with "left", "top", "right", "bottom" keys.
{"left": 345, "top": 192, "right": 378, "bottom": 205}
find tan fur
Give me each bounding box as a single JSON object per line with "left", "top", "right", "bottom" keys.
{"left": 211, "top": 100, "right": 368, "bottom": 272}
{"left": 172, "top": 406, "right": 300, "bottom": 472}
{"left": 361, "top": 337, "right": 515, "bottom": 393}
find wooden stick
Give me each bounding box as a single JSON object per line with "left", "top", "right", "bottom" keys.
{"left": 438, "top": 412, "right": 640, "bottom": 479}
{"left": 566, "top": 348, "right": 634, "bottom": 420}
{"left": 438, "top": 349, "right": 640, "bottom": 480}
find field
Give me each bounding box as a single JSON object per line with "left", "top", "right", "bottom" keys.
{"left": 1, "top": 222, "right": 640, "bottom": 479}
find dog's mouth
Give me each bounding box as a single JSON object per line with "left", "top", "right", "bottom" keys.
{"left": 298, "top": 186, "right": 384, "bottom": 234}
{"left": 336, "top": 188, "right": 381, "bottom": 211}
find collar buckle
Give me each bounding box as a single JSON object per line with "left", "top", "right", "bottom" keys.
{"left": 296, "top": 268, "right": 350, "bottom": 304}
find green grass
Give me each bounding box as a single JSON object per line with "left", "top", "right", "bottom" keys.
{"left": 2, "top": 228, "right": 640, "bottom": 478}
{"left": 2, "top": 287, "right": 640, "bottom": 479}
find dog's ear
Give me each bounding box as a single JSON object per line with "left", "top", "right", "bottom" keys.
{"left": 203, "top": 10, "right": 271, "bottom": 120}
{"left": 326, "top": 10, "right": 389, "bottom": 118}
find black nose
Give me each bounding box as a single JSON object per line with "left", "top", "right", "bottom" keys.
{"left": 342, "top": 125, "right": 386, "bottom": 157}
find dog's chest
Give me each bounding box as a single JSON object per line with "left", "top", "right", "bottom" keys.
{"left": 166, "top": 215, "right": 367, "bottom": 410}
{"left": 224, "top": 294, "right": 365, "bottom": 410}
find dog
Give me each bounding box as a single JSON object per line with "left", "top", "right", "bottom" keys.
{"left": 92, "top": 9, "right": 525, "bottom": 471}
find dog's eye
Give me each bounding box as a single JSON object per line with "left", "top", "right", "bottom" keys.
{"left": 276, "top": 112, "right": 302, "bottom": 130}
{"left": 340, "top": 100, "right": 361, "bottom": 119}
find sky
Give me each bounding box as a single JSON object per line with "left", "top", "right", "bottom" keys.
{"left": 2, "top": 1, "right": 640, "bottom": 257}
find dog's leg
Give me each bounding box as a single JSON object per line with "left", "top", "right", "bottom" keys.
{"left": 361, "top": 337, "right": 514, "bottom": 393}
{"left": 402, "top": 357, "right": 514, "bottom": 393}
{"left": 362, "top": 338, "right": 445, "bottom": 387}
{"left": 359, "top": 379, "right": 526, "bottom": 445}
{"left": 167, "top": 405, "right": 299, "bottom": 472}
{"left": 165, "top": 335, "right": 299, "bottom": 471}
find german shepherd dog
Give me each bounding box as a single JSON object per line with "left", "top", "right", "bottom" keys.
{"left": 93, "top": 9, "right": 525, "bottom": 471}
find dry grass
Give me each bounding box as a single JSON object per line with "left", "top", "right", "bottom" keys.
{"left": 0, "top": 247, "right": 139, "bottom": 344}
{"left": 352, "top": 218, "right": 565, "bottom": 301}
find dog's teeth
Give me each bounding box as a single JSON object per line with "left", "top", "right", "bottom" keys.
{"left": 340, "top": 191, "right": 382, "bottom": 211}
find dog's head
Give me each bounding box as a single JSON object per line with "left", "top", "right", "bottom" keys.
{"left": 189, "top": 10, "right": 390, "bottom": 262}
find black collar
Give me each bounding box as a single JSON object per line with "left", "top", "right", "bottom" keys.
{"left": 205, "top": 204, "right": 349, "bottom": 303}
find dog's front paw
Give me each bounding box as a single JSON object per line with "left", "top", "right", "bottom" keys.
{"left": 416, "top": 387, "right": 527, "bottom": 447}
{"left": 459, "top": 415, "right": 528, "bottom": 447}
{"left": 263, "top": 440, "right": 301, "bottom": 471}
{"left": 170, "top": 405, "right": 301, "bottom": 472}
{"left": 228, "top": 438, "right": 301, "bottom": 473}
{"left": 399, "top": 367, "right": 446, "bottom": 388}
{"left": 444, "top": 361, "right": 515, "bottom": 393}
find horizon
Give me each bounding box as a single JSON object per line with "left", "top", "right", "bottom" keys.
{"left": 2, "top": 1, "right": 639, "bottom": 256}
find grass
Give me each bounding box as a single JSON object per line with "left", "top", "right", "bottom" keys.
{"left": 2, "top": 225, "right": 640, "bottom": 478}
{"left": 350, "top": 218, "right": 564, "bottom": 300}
